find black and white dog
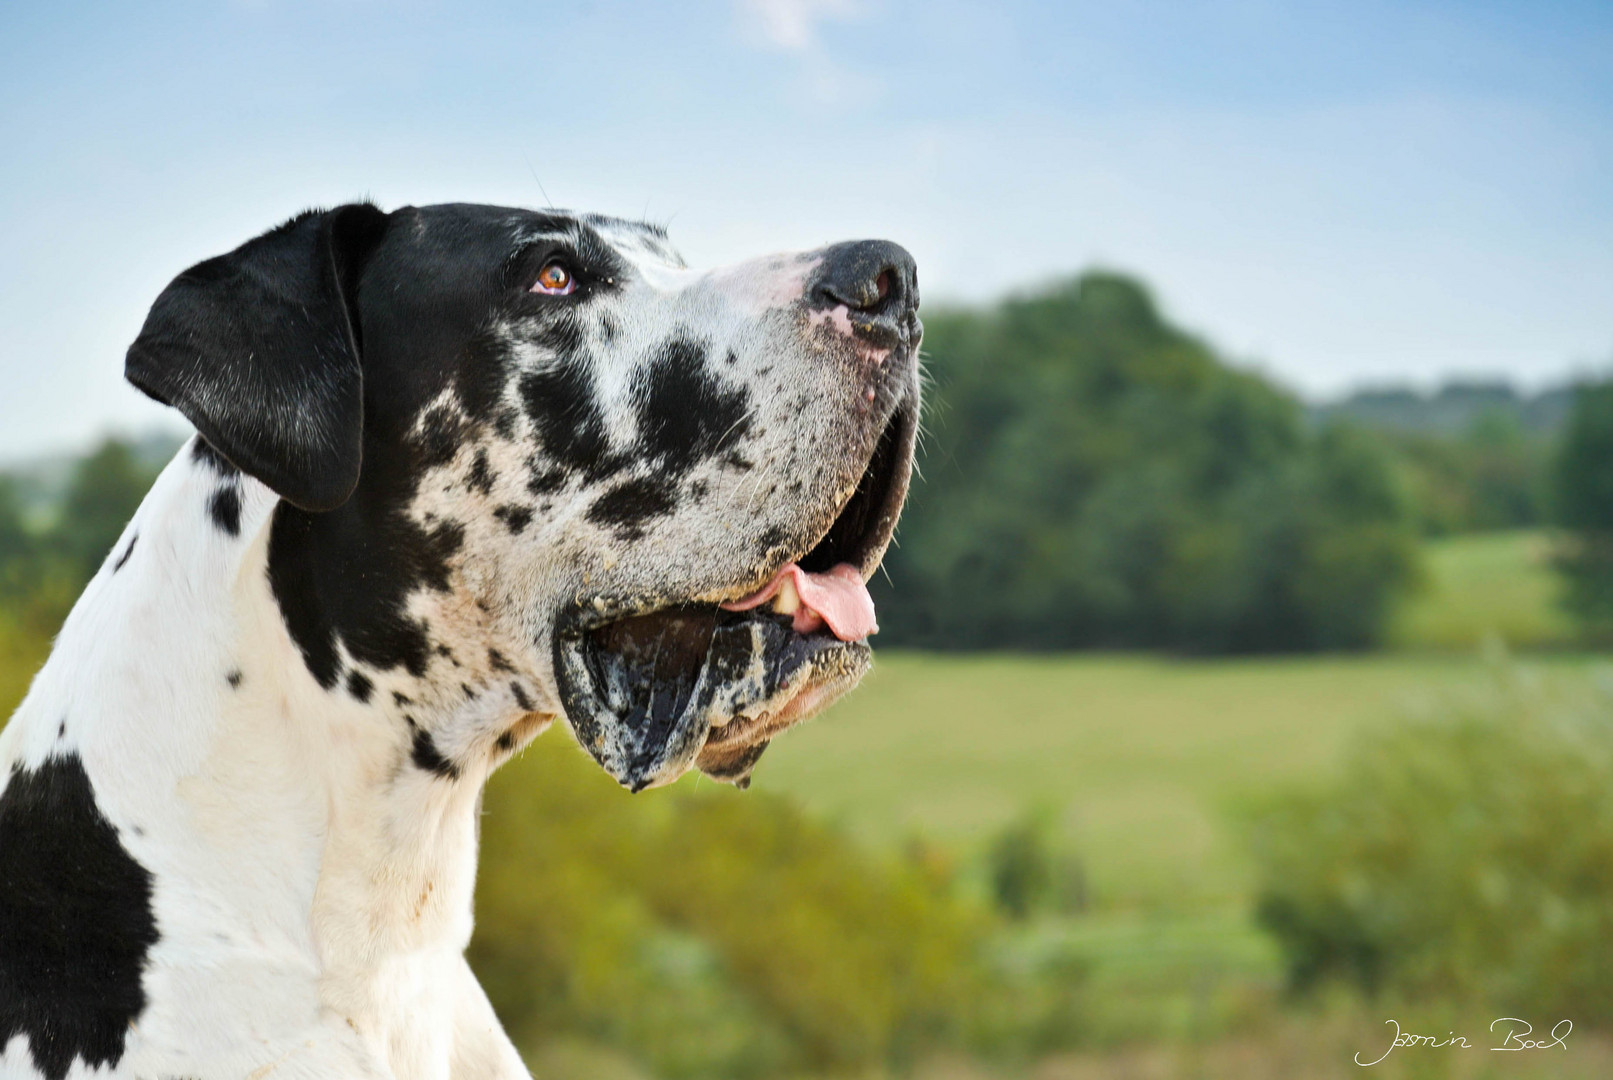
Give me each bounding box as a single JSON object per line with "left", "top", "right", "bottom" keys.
{"left": 0, "top": 203, "right": 920, "bottom": 1079}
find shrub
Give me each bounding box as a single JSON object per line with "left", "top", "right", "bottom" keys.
{"left": 984, "top": 807, "right": 1087, "bottom": 920}
{"left": 471, "top": 735, "right": 1000, "bottom": 1078}
{"left": 1248, "top": 665, "right": 1613, "bottom": 1021}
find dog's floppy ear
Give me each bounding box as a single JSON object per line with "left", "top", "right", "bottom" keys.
{"left": 126, "top": 203, "right": 392, "bottom": 511}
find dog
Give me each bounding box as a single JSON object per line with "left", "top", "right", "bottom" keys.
{"left": 0, "top": 202, "right": 920, "bottom": 1080}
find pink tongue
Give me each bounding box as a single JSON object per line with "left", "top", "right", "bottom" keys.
{"left": 718, "top": 563, "right": 878, "bottom": 641}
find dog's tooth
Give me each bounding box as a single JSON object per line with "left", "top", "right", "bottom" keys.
{"left": 771, "top": 576, "right": 801, "bottom": 616}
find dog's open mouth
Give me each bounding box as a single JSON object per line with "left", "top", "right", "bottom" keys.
{"left": 555, "top": 394, "right": 917, "bottom": 791}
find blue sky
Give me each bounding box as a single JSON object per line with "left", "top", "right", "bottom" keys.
{"left": 1, "top": 0, "right": 1609, "bottom": 459}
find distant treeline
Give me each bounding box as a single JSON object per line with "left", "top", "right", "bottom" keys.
{"left": 1315, "top": 381, "right": 1572, "bottom": 435}
{"left": 1316, "top": 381, "right": 1568, "bottom": 537}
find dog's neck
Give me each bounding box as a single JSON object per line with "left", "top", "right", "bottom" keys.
{"left": 5, "top": 440, "right": 550, "bottom": 1030}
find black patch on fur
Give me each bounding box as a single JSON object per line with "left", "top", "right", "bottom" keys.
{"left": 410, "top": 728, "right": 460, "bottom": 780}
{"left": 511, "top": 681, "right": 534, "bottom": 711}
{"left": 467, "top": 448, "right": 495, "bottom": 495}
{"left": 635, "top": 337, "right": 752, "bottom": 476}
{"left": 495, "top": 730, "right": 517, "bottom": 752}
{"left": 226, "top": 669, "right": 243, "bottom": 689}
{"left": 757, "top": 525, "right": 788, "bottom": 553}
{"left": 392, "top": 691, "right": 413, "bottom": 707}
{"left": 346, "top": 671, "right": 374, "bottom": 703}
{"left": 416, "top": 405, "right": 468, "bottom": 470}
{"left": 191, "top": 437, "right": 241, "bottom": 477}
{"left": 587, "top": 477, "right": 679, "bottom": 539}
{"left": 518, "top": 354, "right": 627, "bottom": 481}
{"left": 0, "top": 755, "right": 158, "bottom": 1080}
{"left": 534, "top": 310, "right": 585, "bottom": 357}
{"left": 493, "top": 504, "right": 533, "bottom": 534}
{"left": 493, "top": 408, "right": 518, "bottom": 440}
{"left": 724, "top": 450, "right": 754, "bottom": 471}
{"left": 208, "top": 485, "right": 242, "bottom": 536}
{"left": 455, "top": 329, "right": 514, "bottom": 421}
{"left": 111, "top": 533, "right": 137, "bottom": 573}
{"left": 461, "top": 683, "right": 477, "bottom": 700}
{"left": 526, "top": 462, "right": 568, "bottom": 496}
{"left": 488, "top": 649, "right": 514, "bottom": 672}
{"left": 56, "top": 719, "right": 66, "bottom": 739}
{"left": 268, "top": 488, "right": 464, "bottom": 689}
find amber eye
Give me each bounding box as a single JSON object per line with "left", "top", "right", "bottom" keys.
{"left": 532, "top": 260, "right": 575, "bottom": 295}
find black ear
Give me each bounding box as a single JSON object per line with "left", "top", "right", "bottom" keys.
{"left": 126, "top": 203, "right": 392, "bottom": 511}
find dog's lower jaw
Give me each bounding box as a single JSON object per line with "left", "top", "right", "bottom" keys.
{"left": 0, "top": 448, "right": 534, "bottom": 1080}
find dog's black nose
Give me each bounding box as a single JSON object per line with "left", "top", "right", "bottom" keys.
{"left": 809, "top": 240, "right": 920, "bottom": 350}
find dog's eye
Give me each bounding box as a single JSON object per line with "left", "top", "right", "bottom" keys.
{"left": 532, "top": 261, "right": 576, "bottom": 295}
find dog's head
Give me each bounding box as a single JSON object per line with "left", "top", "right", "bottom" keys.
{"left": 127, "top": 203, "right": 919, "bottom": 790}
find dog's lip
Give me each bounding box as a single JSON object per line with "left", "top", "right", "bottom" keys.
{"left": 554, "top": 607, "right": 869, "bottom": 791}
{"left": 699, "top": 660, "right": 860, "bottom": 750}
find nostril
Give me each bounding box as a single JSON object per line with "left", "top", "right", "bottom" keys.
{"left": 873, "top": 269, "right": 892, "bottom": 306}
{"left": 833, "top": 266, "right": 899, "bottom": 314}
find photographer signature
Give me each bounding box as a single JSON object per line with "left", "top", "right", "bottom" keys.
{"left": 1355, "top": 1018, "right": 1572, "bottom": 1066}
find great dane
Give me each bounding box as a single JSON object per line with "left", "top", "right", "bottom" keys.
{"left": 0, "top": 202, "right": 920, "bottom": 1079}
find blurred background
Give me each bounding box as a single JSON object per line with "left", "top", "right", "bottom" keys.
{"left": 4, "top": 2, "right": 1613, "bottom": 1077}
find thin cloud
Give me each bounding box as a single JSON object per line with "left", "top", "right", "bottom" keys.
{"left": 736, "top": 0, "right": 881, "bottom": 106}
{"left": 738, "top": 0, "right": 862, "bottom": 52}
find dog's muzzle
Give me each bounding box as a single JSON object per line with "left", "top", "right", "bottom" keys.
{"left": 556, "top": 380, "right": 919, "bottom": 791}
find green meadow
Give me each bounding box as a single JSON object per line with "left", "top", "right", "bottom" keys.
{"left": 737, "top": 530, "right": 1588, "bottom": 914}
{"left": 1388, "top": 529, "right": 1576, "bottom": 652}
{"left": 748, "top": 650, "right": 1598, "bottom": 909}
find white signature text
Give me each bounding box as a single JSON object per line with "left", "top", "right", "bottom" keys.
{"left": 1355, "top": 1018, "right": 1571, "bottom": 1066}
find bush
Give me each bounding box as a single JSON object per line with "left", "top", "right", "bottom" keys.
{"left": 984, "top": 807, "right": 1087, "bottom": 920}
{"left": 471, "top": 735, "right": 1003, "bottom": 1078}
{"left": 1248, "top": 665, "right": 1613, "bottom": 1021}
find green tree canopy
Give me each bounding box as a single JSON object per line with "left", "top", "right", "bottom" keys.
{"left": 1552, "top": 379, "right": 1613, "bottom": 631}
{"left": 54, "top": 438, "right": 154, "bottom": 579}
{"left": 0, "top": 477, "right": 30, "bottom": 571}
{"left": 875, "top": 272, "right": 1419, "bottom": 653}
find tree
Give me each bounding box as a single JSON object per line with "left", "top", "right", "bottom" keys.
{"left": 0, "top": 477, "right": 30, "bottom": 572}
{"left": 873, "top": 272, "right": 1420, "bottom": 653}
{"left": 52, "top": 439, "right": 158, "bottom": 581}
{"left": 1552, "top": 379, "right": 1613, "bottom": 633}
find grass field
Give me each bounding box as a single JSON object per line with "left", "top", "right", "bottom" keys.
{"left": 1388, "top": 529, "right": 1576, "bottom": 651}
{"left": 749, "top": 650, "right": 1599, "bottom": 910}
